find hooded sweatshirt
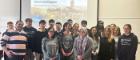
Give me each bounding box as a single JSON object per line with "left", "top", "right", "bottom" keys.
{"left": 117, "top": 33, "right": 138, "bottom": 60}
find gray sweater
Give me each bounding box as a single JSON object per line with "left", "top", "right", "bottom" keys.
{"left": 42, "top": 36, "right": 59, "bottom": 60}
{"left": 73, "top": 36, "right": 97, "bottom": 60}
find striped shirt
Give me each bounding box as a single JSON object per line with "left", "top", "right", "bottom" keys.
{"left": 1, "top": 31, "right": 27, "bottom": 55}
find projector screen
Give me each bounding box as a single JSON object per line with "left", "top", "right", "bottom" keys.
{"left": 31, "top": 0, "right": 87, "bottom": 24}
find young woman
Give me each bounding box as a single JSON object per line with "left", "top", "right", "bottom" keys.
{"left": 89, "top": 26, "right": 99, "bottom": 60}
{"left": 98, "top": 26, "right": 115, "bottom": 60}
{"left": 72, "top": 23, "right": 79, "bottom": 38}
{"left": 113, "top": 26, "right": 121, "bottom": 60}
{"left": 74, "top": 27, "right": 95, "bottom": 60}
{"left": 42, "top": 28, "right": 60, "bottom": 60}
{"left": 60, "top": 22, "right": 74, "bottom": 60}
{"left": 118, "top": 24, "right": 138, "bottom": 60}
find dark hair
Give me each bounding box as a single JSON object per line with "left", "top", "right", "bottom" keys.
{"left": 39, "top": 20, "right": 46, "bottom": 24}
{"left": 124, "top": 24, "right": 132, "bottom": 30}
{"left": 7, "top": 21, "right": 13, "bottom": 25}
{"left": 67, "top": 19, "right": 72, "bottom": 22}
{"left": 81, "top": 20, "right": 87, "bottom": 25}
{"left": 63, "top": 22, "right": 70, "bottom": 31}
{"left": 49, "top": 19, "right": 55, "bottom": 23}
{"left": 56, "top": 22, "right": 62, "bottom": 25}
{"left": 16, "top": 20, "right": 24, "bottom": 25}
{"left": 25, "top": 18, "right": 32, "bottom": 22}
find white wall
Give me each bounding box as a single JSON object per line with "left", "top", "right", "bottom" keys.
{"left": 99, "top": 0, "right": 140, "bottom": 40}
{"left": 0, "top": 0, "right": 20, "bottom": 17}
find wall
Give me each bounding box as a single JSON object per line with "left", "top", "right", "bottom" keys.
{"left": 99, "top": 0, "right": 140, "bottom": 41}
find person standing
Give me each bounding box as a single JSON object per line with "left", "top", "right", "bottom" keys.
{"left": 1, "top": 20, "right": 28, "bottom": 60}
{"left": 42, "top": 28, "right": 60, "bottom": 60}
{"left": 32, "top": 20, "right": 48, "bottom": 60}
{"left": 74, "top": 27, "right": 96, "bottom": 60}
{"left": 23, "top": 18, "right": 37, "bottom": 60}
{"left": 60, "top": 22, "right": 74, "bottom": 60}
{"left": 118, "top": 24, "right": 138, "bottom": 60}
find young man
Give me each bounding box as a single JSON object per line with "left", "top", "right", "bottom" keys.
{"left": 23, "top": 18, "right": 37, "bottom": 60}
{"left": 32, "top": 20, "right": 48, "bottom": 60}
{"left": 55, "top": 22, "right": 63, "bottom": 37}
{"left": 118, "top": 24, "right": 138, "bottom": 60}
{"left": 1, "top": 20, "right": 28, "bottom": 60}
{"left": 48, "top": 19, "right": 55, "bottom": 29}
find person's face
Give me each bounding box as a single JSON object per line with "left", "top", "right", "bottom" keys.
{"left": 81, "top": 23, "right": 87, "bottom": 27}
{"left": 91, "top": 28, "right": 97, "bottom": 34}
{"left": 26, "top": 20, "right": 32, "bottom": 27}
{"left": 39, "top": 23, "right": 46, "bottom": 29}
{"left": 114, "top": 28, "right": 119, "bottom": 36}
{"left": 7, "top": 23, "right": 14, "bottom": 29}
{"left": 79, "top": 29, "right": 86, "bottom": 37}
{"left": 49, "top": 22, "right": 55, "bottom": 27}
{"left": 16, "top": 22, "right": 24, "bottom": 31}
{"left": 104, "top": 28, "right": 111, "bottom": 38}
{"left": 111, "top": 24, "right": 116, "bottom": 31}
{"left": 56, "top": 24, "right": 62, "bottom": 31}
{"left": 48, "top": 30, "right": 54, "bottom": 37}
{"left": 68, "top": 21, "right": 73, "bottom": 25}
{"left": 73, "top": 24, "right": 79, "bottom": 30}
{"left": 123, "top": 25, "right": 131, "bottom": 34}
{"left": 64, "top": 24, "right": 70, "bottom": 31}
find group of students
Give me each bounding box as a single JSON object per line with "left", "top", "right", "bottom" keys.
{"left": 0, "top": 18, "right": 138, "bottom": 60}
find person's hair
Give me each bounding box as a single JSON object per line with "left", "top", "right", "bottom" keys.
{"left": 67, "top": 19, "right": 72, "bottom": 22}
{"left": 79, "top": 27, "right": 88, "bottom": 35}
{"left": 115, "top": 26, "right": 121, "bottom": 36}
{"left": 49, "top": 19, "right": 55, "bottom": 23}
{"left": 16, "top": 20, "right": 24, "bottom": 25}
{"left": 39, "top": 20, "right": 46, "bottom": 24}
{"left": 56, "top": 22, "right": 62, "bottom": 26}
{"left": 72, "top": 23, "right": 79, "bottom": 29}
{"left": 81, "top": 20, "right": 87, "bottom": 25}
{"left": 90, "top": 26, "right": 97, "bottom": 34}
{"left": 124, "top": 24, "right": 132, "bottom": 30}
{"left": 103, "top": 26, "right": 111, "bottom": 38}
{"left": 110, "top": 24, "right": 116, "bottom": 27}
{"left": 7, "top": 21, "right": 13, "bottom": 25}
{"left": 63, "top": 22, "right": 70, "bottom": 31}
{"left": 25, "top": 18, "right": 32, "bottom": 22}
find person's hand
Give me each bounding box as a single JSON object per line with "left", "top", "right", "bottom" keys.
{"left": 50, "top": 57, "right": 56, "bottom": 60}
{"left": 92, "top": 50, "right": 97, "bottom": 55}
{"left": 5, "top": 50, "right": 15, "bottom": 58}
{"left": 77, "top": 55, "right": 82, "bottom": 60}
{"left": 61, "top": 48, "right": 67, "bottom": 56}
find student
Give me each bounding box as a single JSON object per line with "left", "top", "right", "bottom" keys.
{"left": 3, "top": 21, "right": 14, "bottom": 34}
{"left": 23, "top": 18, "right": 37, "bottom": 60}
{"left": 42, "top": 28, "right": 60, "bottom": 60}
{"left": 96, "top": 20, "right": 104, "bottom": 38}
{"left": 60, "top": 22, "right": 74, "bottom": 60}
{"left": 98, "top": 26, "right": 115, "bottom": 60}
{"left": 48, "top": 19, "right": 55, "bottom": 29}
{"left": 1, "top": 20, "right": 28, "bottom": 60}
{"left": 55, "top": 22, "right": 63, "bottom": 37}
{"left": 89, "top": 26, "right": 99, "bottom": 60}
{"left": 113, "top": 26, "right": 121, "bottom": 60}
{"left": 32, "top": 20, "right": 48, "bottom": 60}
{"left": 67, "top": 19, "right": 73, "bottom": 26}
{"left": 74, "top": 27, "right": 96, "bottom": 60}
{"left": 72, "top": 23, "right": 79, "bottom": 38}
{"left": 118, "top": 24, "right": 138, "bottom": 60}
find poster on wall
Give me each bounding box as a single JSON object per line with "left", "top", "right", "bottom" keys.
{"left": 31, "top": 0, "right": 87, "bottom": 23}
